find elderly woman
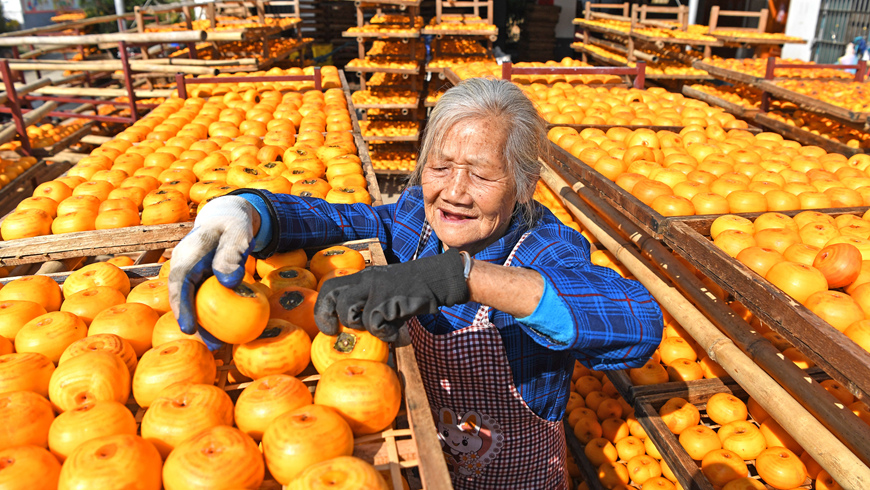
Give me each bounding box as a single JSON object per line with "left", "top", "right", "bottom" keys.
{"left": 169, "top": 77, "right": 662, "bottom": 489}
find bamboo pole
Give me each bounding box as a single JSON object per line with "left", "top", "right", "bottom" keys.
{"left": 204, "top": 31, "right": 248, "bottom": 42}
{"left": 19, "top": 45, "right": 75, "bottom": 59}
{"left": 17, "top": 57, "right": 260, "bottom": 67}
{"left": 32, "top": 86, "right": 174, "bottom": 98}
{"left": 6, "top": 61, "right": 217, "bottom": 75}
{"left": 0, "top": 101, "right": 58, "bottom": 145}
{"left": 590, "top": 11, "right": 631, "bottom": 22}
{"left": 0, "top": 30, "right": 208, "bottom": 47}
{"left": 0, "top": 77, "right": 52, "bottom": 105}
{"left": 133, "top": 58, "right": 259, "bottom": 66}
{"left": 0, "top": 12, "right": 136, "bottom": 38}
{"left": 587, "top": 38, "right": 659, "bottom": 63}
{"left": 539, "top": 164, "right": 870, "bottom": 490}
{"left": 141, "top": 1, "right": 205, "bottom": 14}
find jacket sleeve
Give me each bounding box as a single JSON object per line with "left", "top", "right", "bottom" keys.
{"left": 517, "top": 218, "right": 663, "bottom": 370}
{"left": 229, "top": 189, "right": 398, "bottom": 259}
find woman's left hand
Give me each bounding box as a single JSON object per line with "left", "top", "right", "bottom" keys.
{"left": 313, "top": 248, "right": 470, "bottom": 342}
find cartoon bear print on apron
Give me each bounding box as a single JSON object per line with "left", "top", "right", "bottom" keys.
{"left": 407, "top": 224, "right": 567, "bottom": 489}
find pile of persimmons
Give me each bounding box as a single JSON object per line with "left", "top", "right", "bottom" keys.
{"left": 0, "top": 181, "right": 592, "bottom": 490}
{"left": 773, "top": 80, "right": 870, "bottom": 114}
{"left": 26, "top": 121, "right": 91, "bottom": 150}
{"left": 358, "top": 120, "right": 419, "bottom": 138}
{"left": 530, "top": 85, "right": 746, "bottom": 127}
{"left": 550, "top": 123, "right": 870, "bottom": 217}
{"left": 1, "top": 67, "right": 372, "bottom": 242}
{"left": 570, "top": 248, "right": 860, "bottom": 490}
{"left": 351, "top": 89, "right": 419, "bottom": 106}
{"left": 710, "top": 211, "right": 870, "bottom": 356}
{"left": 565, "top": 355, "right": 843, "bottom": 489}
{"left": 699, "top": 58, "right": 854, "bottom": 80}
{"left": 0, "top": 245, "right": 406, "bottom": 489}
{"left": 765, "top": 109, "right": 870, "bottom": 149}
{"left": 0, "top": 156, "right": 38, "bottom": 190}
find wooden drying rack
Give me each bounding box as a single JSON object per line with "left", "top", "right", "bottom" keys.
{"left": 499, "top": 61, "right": 647, "bottom": 89}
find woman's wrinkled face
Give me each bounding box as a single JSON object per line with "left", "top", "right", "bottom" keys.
{"left": 421, "top": 119, "right": 517, "bottom": 255}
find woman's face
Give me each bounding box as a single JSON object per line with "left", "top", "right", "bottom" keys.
{"left": 421, "top": 119, "right": 517, "bottom": 255}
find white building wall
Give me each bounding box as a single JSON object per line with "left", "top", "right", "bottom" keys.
{"left": 782, "top": 0, "right": 822, "bottom": 60}
{"left": 554, "top": 0, "right": 577, "bottom": 39}
{"left": 4, "top": 0, "right": 23, "bottom": 25}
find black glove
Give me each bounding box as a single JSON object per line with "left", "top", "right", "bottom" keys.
{"left": 313, "top": 248, "right": 470, "bottom": 342}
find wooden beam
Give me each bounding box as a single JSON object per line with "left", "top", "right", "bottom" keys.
{"left": 0, "top": 77, "right": 52, "bottom": 105}
{"left": 7, "top": 61, "right": 217, "bottom": 76}
{"left": 32, "top": 86, "right": 174, "bottom": 98}
{"left": 0, "top": 30, "right": 208, "bottom": 47}
{"left": 0, "top": 101, "right": 58, "bottom": 145}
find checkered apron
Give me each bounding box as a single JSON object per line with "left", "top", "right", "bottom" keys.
{"left": 407, "top": 224, "right": 567, "bottom": 489}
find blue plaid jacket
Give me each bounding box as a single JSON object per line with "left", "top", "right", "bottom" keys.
{"left": 241, "top": 187, "right": 662, "bottom": 421}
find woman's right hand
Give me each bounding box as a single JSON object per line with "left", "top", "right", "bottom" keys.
{"left": 167, "top": 195, "right": 258, "bottom": 349}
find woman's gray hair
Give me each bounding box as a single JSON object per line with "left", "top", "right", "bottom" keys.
{"left": 408, "top": 77, "right": 547, "bottom": 227}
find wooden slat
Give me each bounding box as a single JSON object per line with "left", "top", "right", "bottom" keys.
{"left": 563, "top": 419, "right": 608, "bottom": 490}
{"left": 31, "top": 122, "right": 94, "bottom": 159}
{"left": 355, "top": 132, "right": 384, "bottom": 207}
{"left": 713, "top": 33, "right": 806, "bottom": 44}
{"left": 755, "top": 79, "right": 870, "bottom": 124}
{"left": 753, "top": 113, "right": 866, "bottom": 157}
{"left": 607, "top": 367, "right": 827, "bottom": 405}
{"left": 0, "top": 222, "right": 193, "bottom": 267}
{"left": 0, "top": 160, "right": 73, "bottom": 218}
{"left": 692, "top": 61, "right": 761, "bottom": 85}
{"left": 635, "top": 398, "right": 718, "bottom": 490}
{"left": 345, "top": 65, "right": 420, "bottom": 75}
{"left": 682, "top": 85, "right": 759, "bottom": 118}
{"left": 396, "top": 331, "right": 453, "bottom": 489}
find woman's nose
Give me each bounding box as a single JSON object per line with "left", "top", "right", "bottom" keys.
{"left": 444, "top": 170, "right": 472, "bottom": 202}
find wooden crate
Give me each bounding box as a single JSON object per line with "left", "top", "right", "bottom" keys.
{"left": 547, "top": 142, "right": 670, "bottom": 239}
{"left": 562, "top": 418, "right": 611, "bottom": 490}
{"left": 606, "top": 368, "right": 829, "bottom": 406}
{"left": 754, "top": 79, "right": 870, "bottom": 125}
{"left": 681, "top": 85, "right": 760, "bottom": 119}
{"left": 0, "top": 159, "right": 73, "bottom": 218}
{"left": 548, "top": 142, "right": 864, "bottom": 241}
{"left": 692, "top": 61, "right": 762, "bottom": 85}
{"left": 634, "top": 384, "right": 816, "bottom": 490}
{"left": 0, "top": 93, "right": 383, "bottom": 267}
{"left": 9, "top": 238, "right": 450, "bottom": 489}
{"left": 663, "top": 214, "right": 870, "bottom": 403}
{"left": 30, "top": 121, "right": 95, "bottom": 159}
{"left": 752, "top": 113, "right": 867, "bottom": 158}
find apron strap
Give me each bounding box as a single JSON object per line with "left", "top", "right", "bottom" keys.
{"left": 472, "top": 230, "right": 533, "bottom": 327}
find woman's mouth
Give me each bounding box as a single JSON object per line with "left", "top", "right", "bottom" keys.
{"left": 439, "top": 209, "right": 472, "bottom": 222}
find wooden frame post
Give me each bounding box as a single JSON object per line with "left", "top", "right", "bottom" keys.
{"left": 175, "top": 73, "right": 188, "bottom": 99}
{"left": 118, "top": 41, "right": 139, "bottom": 123}
{"left": 182, "top": 5, "right": 198, "bottom": 60}
{"left": 0, "top": 60, "right": 32, "bottom": 156}
{"left": 634, "top": 61, "right": 646, "bottom": 89}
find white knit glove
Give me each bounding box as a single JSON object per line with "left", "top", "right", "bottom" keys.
{"left": 168, "top": 196, "right": 256, "bottom": 348}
